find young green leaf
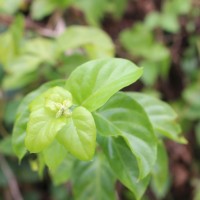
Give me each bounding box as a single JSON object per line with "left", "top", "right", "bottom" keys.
{"left": 66, "top": 58, "right": 143, "bottom": 112}
{"left": 25, "top": 86, "right": 72, "bottom": 153}
{"left": 25, "top": 107, "right": 67, "bottom": 153}
{"left": 93, "top": 92, "right": 157, "bottom": 179}
{"left": 128, "top": 92, "right": 186, "bottom": 143}
{"left": 56, "top": 106, "right": 96, "bottom": 161}
{"left": 72, "top": 154, "right": 117, "bottom": 200}
{"left": 98, "top": 136, "right": 150, "bottom": 200}
{"left": 12, "top": 80, "right": 65, "bottom": 160}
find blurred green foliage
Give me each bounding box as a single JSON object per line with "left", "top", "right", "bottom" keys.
{"left": 0, "top": 0, "right": 200, "bottom": 199}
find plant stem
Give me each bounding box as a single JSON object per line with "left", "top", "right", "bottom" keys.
{"left": 0, "top": 154, "right": 23, "bottom": 200}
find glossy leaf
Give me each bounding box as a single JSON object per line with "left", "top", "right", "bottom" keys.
{"left": 12, "top": 80, "right": 65, "bottom": 160}
{"left": 98, "top": 136, "right": 150, "bottom": 200}
{"left": 72, "top": 154, "right": 116, "bottom": 200}
{"left": 93, "top": 92, "right": 156, "bottom": 179}
{"left": 66, "top": 58, "right": 143, "bottom": 112}
{"left": 128, "top": 92, "right": 186, "bottom": 143}
{"left": 56, "top": 106, "right": 96, "bottom": 160}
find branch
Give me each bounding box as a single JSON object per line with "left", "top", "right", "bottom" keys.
{"left": 0, "top": 154, "right": 23, "bottom": 200}
{"left": 0, "top": 14, "right": 61, "bottom": 37}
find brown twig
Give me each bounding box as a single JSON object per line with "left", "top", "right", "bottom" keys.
{"left": 0, "top": 154, "right": 23, "bottom": 200}
{"left": 0, "top": 14, "right": 59, "bottom": 37}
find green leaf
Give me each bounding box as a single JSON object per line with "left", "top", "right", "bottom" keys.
{"left": 72, "top": 154, "right": 116, "bottom": 200}
{"left": 51, "top": 157, "right": 74, "bottom": 185}
{"left": 42, "top": 140, "right": 68, "bottom": 172}
{"left": 163, "top": 0, "right": 191, "bottom": 15}
{"left": 0, "top": 0, "right": 22, "bottom": 14}
{"left": 93, "top": 92, "right": 156, "bottom": 179}
{"left": 183, "top": 83, "right": 200, "bottom": 120}
{"left": 66, "top": 58, "right": 143, "bottom": 112}
{"left": 74, "top": 0, "right": 107, "bottom": 26}
{"left": 12, "top": 105, "right": 29, "bottom": 161}
{"left": 25, "top": 86, "right": 72, "bottom": 153}
{"left": 3, "top": 71, "right": 38, "bottom": 90}
{"left": 56, "top": 106, "right": 96, "bottom": 161}
{"left": 144, "top": 12, "right": 161, "bottom": 30}
{"left": 119, "top": 23, "right": 154, "bottom": 58}
{"left": 160, "top": 13, "right": 179, "bottom": 33}
{"left": 120, "top": 22, "right": 170, "bottom": 61}
{"left": 0, "top": 15, "right": 24, "bottom": 67}
{"left": 151, "top": 141, "right": 170, "bottom": 199}
{"left": 57, "top": 25, "right": 114, "bottom": 58}
{"left": 106, "top": 0, "right": 128, "bottom": 18}
{"left": 12, "top": 80, "right": 65, "bottom": 160}
{"left": 128, "top": 92, "right": 186, "bottom": 143}
{"left": 3, "top": 37, "right": 57, "bottom": 89}
{"left": 141, "top": 61, "right": 159, "bottom": 86}
{"left": 31, "top": 0, "right": 73, "bottom": 20}
{"left": 195, "top": 122, "right": 200, "bottom": 146}
{"left": 25, "top": 107, "right": 66, "bottom": 153}
{"left": 99, "top": 136, "right": 150, "bottom": 200}
{"left": 4, "top": 99, "right": 21, "bottom": 125}
{"left": 0, "top": 136, "right": 14, "bottom": 156}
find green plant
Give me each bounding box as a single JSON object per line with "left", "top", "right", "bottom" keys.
{"left": 145, "top": 0, "right": 191, "bottom": 33}
{"left": 119, "top": 23, "right": 170, "bottom": 86}
{"left": 12, "top": 58, "right": 186, "bottom": 199}
{"left": 0, "top": 17, "right": 114, "bottom": 90}
{"left": 0, "top": 0, "right": 128, "bottom": 26}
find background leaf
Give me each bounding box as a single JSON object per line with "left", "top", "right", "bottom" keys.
{"left": 74, "top": 0, "right": 107, "bottom": 26}
{"left": 0, "top": 136, "right": 14, "bottom": 156}
{"left": 57, "top": 25, "right": 115, "bottom": 58}
{"left": 31, "top": 0, "right": 73, "bottom": 20}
